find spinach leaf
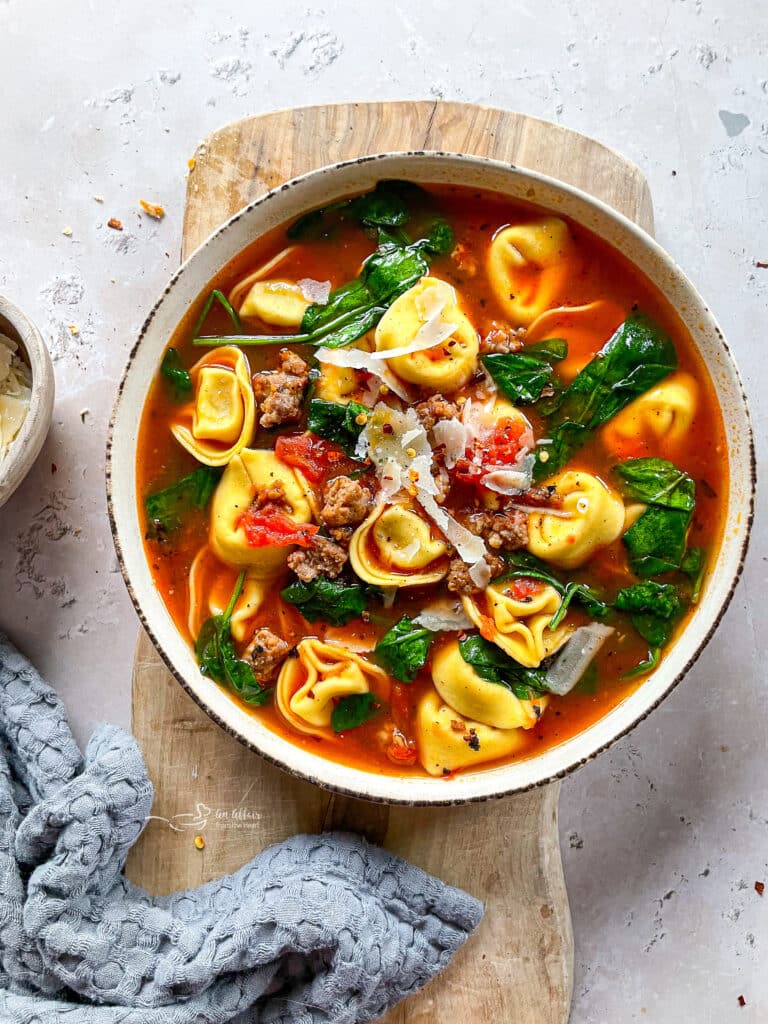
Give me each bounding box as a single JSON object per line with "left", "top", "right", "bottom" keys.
{"left": 614, "top": 458, "right": 696, "bottom": 576}
{"left": 524, "top": 338, "right": 568, "bottom": 361}
{"left": 193, "top": 288, "right": 241, "bottom": 336}
{"left": 420, "top": 217, "right": 455, "bottom": 256}
{"left": 623, "top": 506, "right": 691, "bottom": 577}
{"left": 500, "top": 550, "right": 610, "bottom": 626}
{"left": 625, "top": 647, "right": 661, "bottom": 678}
{"left": 615, "top": 581, "right": 685, "bottom": 647}
{"left": 307, "top": 398, "right": 370, "bottom": 456}
{"left": 681, "top": 547, "right": 706, "bottom": 603}
{"left": 196, "top": 571, "right": 271, "bottom": 705}
{"left": 533, "top": 313, "right": 677, "bottom": 481}
{"left": 615, "top": 580, "right": 684, "bottom": 620}
{"left": 483, "top": 352, "right": 558, "bottom": 404}
{"left": 374, "top": 616, "right": 433, "bottom": 683}
{"left": 145, "top": 466, "right": 222, "bottom": 533}
{"left": 458, "top": 634, "right": 549, "bottom": 701}
{"left": 613, "top": 457, "right": 695, "bottom": 511}
{"left": 288, "top": 181, "right": 429, "bottom": 240}
{"left": 281, "top": 574, "right": 369, "bottom": 625}
{"left": 483, "top": 339, "right": 567, "bottom": 405}
{"left": 160, "top": 348, "right": 192, "bottom": 398}
{"left": 331, "top": 692, "right": 381, "bottom": 733}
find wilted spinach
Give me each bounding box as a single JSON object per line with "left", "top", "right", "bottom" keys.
{"left": 160, "top": 348, "right": 192, "bottom": 398}
{"left": 145, "top": 465, "right": 222, "bottom": 534}
{"left": 483, "top": 337, "right": 567, "bottom": 406}
{"left": 281, "top": 574, "right": 370, "bottom": 626}
{"left": 374, "top": 616, "right": 434, "bottom": 683}
{"left": 500, "top": 550, "right": 610, "bottom": 627}
{"left": 614, "top": 458, "right": 696, "bottom": 577}
{"left": 331, "top": 693, "right": 381, "bottom": 733}
{"left": 196, "top": 571, "right": 271, "bottom": 705}
{"left": 533, "top": 313, "right": 677, "bottom": 481}
{"left": 307, "top": 398, "right": 371, "bottom": 456}
{"left": 458, "top": 634, "right": 549, "bottom": 700}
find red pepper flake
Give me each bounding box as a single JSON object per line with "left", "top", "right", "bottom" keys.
{"left": 51, "top": 463, "right": 57, "bottom": 474}
{"left": 738, "top": 995, "right": 746, "bottom": 1007}
{"left": 755, "top": 881, "right": 765, "bottom": 896}
{"left": 107, "top": 217, "right": 123, "bottom": 231}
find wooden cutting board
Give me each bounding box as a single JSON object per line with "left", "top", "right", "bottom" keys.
{"left": 126, "top": 101, "right": 654, "bottom": 1023}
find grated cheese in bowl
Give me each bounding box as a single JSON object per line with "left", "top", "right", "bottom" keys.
{"left": 0, "top": 333, "right": 32, "bottom": 462}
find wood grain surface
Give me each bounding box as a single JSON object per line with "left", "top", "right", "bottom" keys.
{"left": 127, "top": 101, "right": 655, "bottom": 1023}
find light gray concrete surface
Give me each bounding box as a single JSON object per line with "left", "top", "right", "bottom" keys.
{"left": 0, "top": 0, "right": 765, "bottom": 1019}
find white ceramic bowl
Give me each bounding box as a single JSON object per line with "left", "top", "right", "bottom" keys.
{"left": 0, "top": 296, "right": 55, "bottom": 509}
{"left": 107, "top": 153, "right": 755, "bottom": 805}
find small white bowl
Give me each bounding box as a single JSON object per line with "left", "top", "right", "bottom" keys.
{"left": 0, "top": 296, "right": 55, "bottom": 509}
{"left": 108, "top": 153, "right": 755, "bottom": 805}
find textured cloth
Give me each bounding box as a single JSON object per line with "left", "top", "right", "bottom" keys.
{"left": 0, "top": 634, "right": 483, "bottom": 1023}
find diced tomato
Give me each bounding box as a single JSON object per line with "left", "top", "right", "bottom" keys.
{"left": 507, "top": 577, "right": 542, "bottom": 601}
{"left": 454, "top": 416, "right": 527, "bottom": 484}
{"left": 237, "top": 507, "right": 319, "bottom": 548}
{"left": 275, "top": 432, "right": 365, "bottom": 485}
{"left": 274, "top": 433, "right": 343, "bottom": 483}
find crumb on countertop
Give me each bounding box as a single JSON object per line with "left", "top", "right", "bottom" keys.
{"left": 139, "top": 199, "right": 165, "bottom": 220}
{"left": 107, "top": 217, "right": 123, "bottom": 231}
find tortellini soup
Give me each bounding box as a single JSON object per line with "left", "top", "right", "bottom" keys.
{"left": 137, "top": 181, "right": 727, "bottom": 779}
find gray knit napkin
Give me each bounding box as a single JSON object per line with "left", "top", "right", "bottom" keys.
{"left": 0, "top": 634, "right": 483, "bottom": 1023}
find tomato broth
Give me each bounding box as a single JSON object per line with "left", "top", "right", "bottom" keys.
{"left": 137, "top": 183, "right": 727, "bottom": 779}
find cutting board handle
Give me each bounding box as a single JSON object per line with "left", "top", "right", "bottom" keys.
{"left": 325, "top": 787, "right": 573, "bottom": 1023}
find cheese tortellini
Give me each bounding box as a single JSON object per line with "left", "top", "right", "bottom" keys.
{"left": 432, "top": 640, "right": 548, "bottom": 730}
{"left": 527, "top": 470, "right": 625, "bottom": 570}
{"left": 602, "top": 372, "right": 698, "bottom": 453}
{"left": 462, "top": 581, "right": 571, "bottom": 668}
{"left": 487, "top": 217, "right": 576, "bottom": 325}
{"left": 349, "top": 502, "right": 449, "bottom": 587}
{"left": 238, "top": 280, "right": 311, "bottom": 326}
{"left": 187, "top": 546, "right": 273, "bottom": 643}
{"left": 416, "top": 691, "right": 529, "bottom": 776}
{"left": 313, "top": 364, "right": 358, "bottom": 404}
{"left": 276, "top": 638, "right": 389, "bottom": 738}
{"left": 170, "top": 346, "right": 256, "bottom": 467}
{"left": 374, "top": 277, "right": 479, "bottom": 392}
{"left": 210, "top": 449, "right": 315, "bottom": 571}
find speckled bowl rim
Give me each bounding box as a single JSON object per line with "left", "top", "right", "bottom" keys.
{"left": 107, "top": 151, "right": 755, "bottom": 806}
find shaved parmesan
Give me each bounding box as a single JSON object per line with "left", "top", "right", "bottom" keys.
{"left": 372, "top": 317, "right": 456, "bottom": 360}
{"left": 546, "top": 624, "right": 614, "bottom": 696}
{"left": 400, "top": 538, "right": 421, "bottom": 561}
{"left": 508, "top": 503, "right": 574, "bottom": 518}
{"left": 414, "top": 598, "right": 473, "bottom": 633}
{"left": 481, "top": 453, "right": 536, "bottom": 495}
{"left": 298, "top": 278, "right": 331, "bottom": 304}
{"left": 316, "top": 345, "right": 411, "bottom": 401}
{"left": 418, "top": 490, "right": 487, "bottom": 564}
{"left": 356, "top": 403, "right": 489, "bottom": 566}
{"left": 432, "top": 417, "right": 469, "bottom": 469}
{"left": 372, "top": 283, "right": 458, "bottom": 361}
{"left": 0, "top": 333, "right": 31, "bottom": 462}
{"left": 468, "top": 558, "right": 492, "bottom": 589}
